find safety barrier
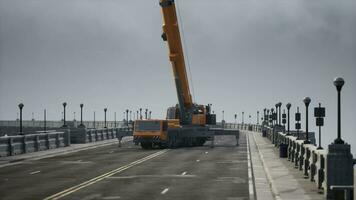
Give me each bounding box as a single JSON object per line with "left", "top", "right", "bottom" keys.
{"left": 0, "top": 130, "right": 70, "bottom": 157}
{"left": 70, "top": 127, "right": 133, "bottom": 144}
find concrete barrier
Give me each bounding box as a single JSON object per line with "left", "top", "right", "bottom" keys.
{"left": 0, "top": 130, "right": 70, "bottom": 157}
{"left": 245, "top": 124, "right": 354, "bottom": 200}
{"left": 69, "top": 127, "right": 133, "bottom": 144}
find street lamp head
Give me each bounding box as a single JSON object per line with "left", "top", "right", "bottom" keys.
{"left": 286, "top": 103, "right": 291, "bottom": 110}
{"left": 303, "top": 97, "right": 311, "bottom": 107}
{"left": 257, "top": 111, "right": 259, "bottom": 114}
{"left": 104, "top": 108, "right": 107, "bottom": 112}
{"left": 275, "top": 103, "right": 278, "bottom": 108}
{"left": 80, "top": 103, "right": 84, "bottom": 108}
{"left": 63, "top": 102, "right": 67, "bottom": 107}
{"left": 278, "top": 102, "right": 282, "bottom": 107}
{"left": 125, "top": 109, "right": 129, "bottom": 113}
{"left": 333, "top": 77, "right": 345, "bottom": 91}
{"left": 18, "top": 103, "right": 24, "bottom": 109}
{"left": 271, "top": 108, "right": 274, "bottom": 112}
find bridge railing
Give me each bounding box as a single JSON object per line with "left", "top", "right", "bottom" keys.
{"left": 245, "top": 124, "right": 355, "bottom": 200}
{"left": 0, "top": 130, "right": 70, "bottom": 157}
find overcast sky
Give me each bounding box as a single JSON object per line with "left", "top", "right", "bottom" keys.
{"left": 0, "top": 0, "right": 355, "bottom": 153}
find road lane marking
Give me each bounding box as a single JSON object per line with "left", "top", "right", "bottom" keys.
{"left": 181, "top": 171, "right": 187, "bottom": 175}
{"left": 196, "top": 159, "right": 200, "bottom": 162}
{"left": 107, "top": 174, "right": 196, "bottom": 179}
{"left": 29, "top": 171, "right": 41, "bottom": 175}
{"left": 44, "top": 149, "right": 169, "bottom": 200}
{"left": 161, "top": 188, "right": 169, "bottom": 194}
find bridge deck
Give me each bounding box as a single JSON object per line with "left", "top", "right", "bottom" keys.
{"left": 0, "top": 135, "right": 249, "bottom": 200}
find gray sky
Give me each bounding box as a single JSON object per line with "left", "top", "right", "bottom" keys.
{"left": 0, "top": 0, "right": 355, "bottom": 153}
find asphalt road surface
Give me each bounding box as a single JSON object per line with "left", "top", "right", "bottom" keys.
{"left": 0, "top": 134, "right": 249, "bottom": 200}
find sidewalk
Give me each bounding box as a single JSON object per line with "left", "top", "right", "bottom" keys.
{"left": 0, "top": 137, "right": 132, "bottom": 168}
{"left": 247, "top": 131, "right": 324, "bottom": 200}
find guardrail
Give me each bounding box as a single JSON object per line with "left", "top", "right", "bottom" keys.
{"left": 244, "top": 124, "right": 355, "bottom": 200}
{"left": 0, "top": 131, "right": 70, "bottom": 157}
{"left": 69, "top": 127, "right": 133, "bottom": 144}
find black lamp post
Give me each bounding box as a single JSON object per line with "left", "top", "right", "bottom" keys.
{"left": 149, "top": 111, "right": 152, "bottom": 119}
{"left": 139, "top": 108, "right": 142, "bottom": 120}
{"left": 62, "top": 102, "right": 67, "bottom": 128}
{"left": 278, "top": 102, "right": 282, "bottom": 125}
{"left": 114, "top": 112, "right": 117, "bottom": 127}
{"left": 79, "top": 104, "right": 84, "bottom": 127}
{"left": 234, "top": 114, "right": 237, "bottom": 124}
{"left": 44, "top": 109, "right": 47, "bottom": 132}
{"left": 129, "top": 110, "right": 132, "bottom": 121}
{"left": 145, "top": 109, "right": 148, "bottom": 119}
{"left": 126, "top": 109, "right": 129, "bottom": 126}
{"left": 257, "top": 111, "right": 259, "bottom": 125}
{"left": 242, "top": 112, "right": 244, "bottom": 124}
{"left": 303, "top": 97, "right": 311, "bottom": 144}
{"left": 275, "top": 104, "right": 279, "bottom": 125}
{"left": 286, "top": 103, "right": 291, "bottom": 135}
{"left": 271, "top": 108, "right": 274, "bottom": 126}
{"left": 93, "top": 111, "right": 96, "bottom": 129}
{"left": 18, "top": 103, "right": 24, "bottom": 134}
{"left": 333, "top": 77, "right": 345, "bottom": 144}
{"left": 104, "top": 108, "right": 107, "bottom": 128}
{"left": 263, "top": 108, "right": 266, "bottom": 124}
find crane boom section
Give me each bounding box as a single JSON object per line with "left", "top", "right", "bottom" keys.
{"left": 160, "top": 0, "right": 193, "bottom": 110}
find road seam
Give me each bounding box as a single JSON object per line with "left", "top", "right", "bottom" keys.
{"left": 44, "top": 149, "right": 169, "bottom": 200}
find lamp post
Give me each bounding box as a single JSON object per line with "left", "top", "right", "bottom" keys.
{"left": 140, "top": 108, "right": 142, "bottom": 120}
{"left": 18, "top": 103, "right": 24, "bottom": 134}
{"left": 44, "top": 109, "right": 47, "bottom": 132}
{"left": 93, "top": 111, "right": 96, "bottom": 129}
{"left": 222, "top": 110, "right": 225, "bottom": 121}
{"left": 303, "top": 97, "right": 311, "bottom": 144}
{"left": 275, "top": 104, "right": 279, "bottom": 125}
{"left": 145, "top": 109, "right": 148, "bottom": 119}
{"left": 114, "top": 112, "right": 117, "bottom": 128}
{"left": 271, "top": 108, "right": 274, "bottom": 126}
{"left": 126, "top": 109, "right": 129, "bottom": 126}
{"left": 242, "top": 112, "right": 244, "bottom": 124}
{"left": 234, "top": 114, "right": 237, "bottom": 124}
{"left": 257, "top": 111, "right": 259, "bottom": 125}
{"left": 333, "top": 77, "right": 345, "bottom": 144}
{"left": 62, "top": 102, "right": 67, "bottom": 128}
{"left": 104, "top": 108, "right": 107, "bottom": 128}
{"left": 286, "top": 103, "right": 291, "bottom": 135}
{"left": 149, "top": 111, "right": 152, "bottom": 119}
{"left": 79, "top": 104, "right": 84, "bottom": 127}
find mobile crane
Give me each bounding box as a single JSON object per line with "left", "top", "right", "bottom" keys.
{"left": 133, "top": 0, "right": 238, "bottom": 149}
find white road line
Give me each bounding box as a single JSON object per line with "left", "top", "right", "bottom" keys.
{"left": 205, "top": 151, "right": 208, "bottom": 154}
{"left": 161, "top": 188, "right": 169, "bottom": 194}
{"left": 44, "top": 149, "right": 169, "bottom": 200}
{"left": 77, "top": 160, "right": 82, "bottom": 162}
{"left": 196, "top": 159, "right": 200, "bottom": 162}
{"left": 181, "top": 171, "right": 187, "bottom": 176}
{"left": 30, "top": 171, "right": 41, "bottom": 175}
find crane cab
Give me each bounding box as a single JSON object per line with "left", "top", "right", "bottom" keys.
{"left": 133, "top": 119, "right": 179, "bottom": 149}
